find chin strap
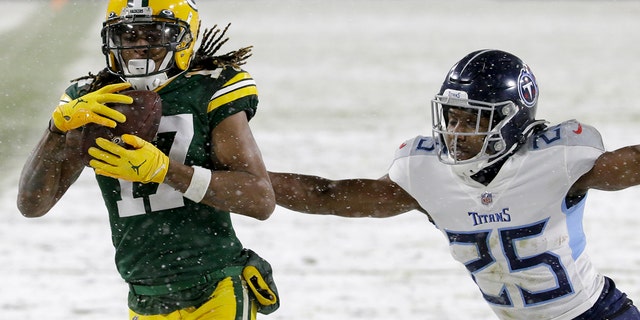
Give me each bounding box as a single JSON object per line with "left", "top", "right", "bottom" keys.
{"left": 452, "top": 119, "right": 548, "bottom": 180}
{"left": 486, "top": 119, "right": 548, "bottom": 167}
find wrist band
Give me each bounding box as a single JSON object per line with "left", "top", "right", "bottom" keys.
{"left": 183, "top": 166, "right": 211, "bottom": 202}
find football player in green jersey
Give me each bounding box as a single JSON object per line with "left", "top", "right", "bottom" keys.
{"left": 17, "top": 1, "right": 279, "bottom": 319}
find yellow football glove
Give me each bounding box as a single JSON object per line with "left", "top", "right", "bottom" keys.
{"left": 51, "top": 83, "right": 132, "bottom": 133}
{"left": 88, "top": 134, "right": 169, "bottom": 184}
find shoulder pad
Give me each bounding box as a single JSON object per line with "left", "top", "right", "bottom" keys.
{"left": 530, "top": 119, "right": 603, "bottom": 151}
{"left": 394, "top": 136, "right": 438, "bottom": 160}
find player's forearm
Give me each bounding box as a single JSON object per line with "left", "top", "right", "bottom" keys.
{"left": 17, "top": 130, "right": 83, "bottom": 217}
{"left": 269, "top": 172, "right": 415, "bottom": 218}
{"left": 164, "top": 162, "right": 275, "bottom": 220}
{"left": 269, "top": 172, "right": 324, "bottom": 213}
{"left": 268, "top": 172, "right": 362, "bottom": 216}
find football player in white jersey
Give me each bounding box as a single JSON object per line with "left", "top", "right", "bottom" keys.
{"left": 269, "top": 49, "right": 640, "bottom": 319}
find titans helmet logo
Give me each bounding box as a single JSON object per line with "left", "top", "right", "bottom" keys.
{"left": 518, "top": 66, "right": 538, "bottom": 108}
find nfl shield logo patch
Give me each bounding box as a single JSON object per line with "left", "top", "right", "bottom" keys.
{"left": 481, "top": 192, "right": 493, "bottom": 206}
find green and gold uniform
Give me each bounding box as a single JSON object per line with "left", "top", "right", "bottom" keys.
{"left": 63, "top": 66, "right": 263, "bottom": 315}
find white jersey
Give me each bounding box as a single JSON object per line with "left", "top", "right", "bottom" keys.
{"left": 388, "top": 120, "right": 606, "bottom": 320}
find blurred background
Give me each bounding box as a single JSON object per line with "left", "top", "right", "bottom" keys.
{"left": 1, "top": 1, "right": 640, "bottom": 319}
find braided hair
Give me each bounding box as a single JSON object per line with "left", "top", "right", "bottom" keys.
{"left": 191, "top": 23, "right": 253, "bottom": 70}
{"left": 72, "top": 23, "right": 252, "bottom": 93}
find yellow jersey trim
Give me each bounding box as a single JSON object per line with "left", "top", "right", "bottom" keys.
{"left": 208, "top": 72, "right": 258, "bottom": 113}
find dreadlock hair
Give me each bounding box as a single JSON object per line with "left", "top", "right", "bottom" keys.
{"left": 190, "top": 23, "right": 253, "bottom": 71}
{"left": 73, "top": 23, "right": 252, "bottom": 93}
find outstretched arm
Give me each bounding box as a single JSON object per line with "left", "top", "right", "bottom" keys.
{"left": 269, "top": 172, "right": 421, "bottom": 218}
{"left": 570, "top": 145, "right": 640, "bottom": 196}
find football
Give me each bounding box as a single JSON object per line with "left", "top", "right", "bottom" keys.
{"left": 80, "top": 90, "right": 163, "bottom": 166}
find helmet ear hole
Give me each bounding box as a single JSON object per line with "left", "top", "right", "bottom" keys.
{"left": 501, "top": 104, "right": 516, "bottom": 117}
{"left": 492, "top": 141, "right": 505, "bottom": 152}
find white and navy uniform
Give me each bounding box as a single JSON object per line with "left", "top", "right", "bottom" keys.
{"left": 388, "top": 120, "right": 606, "bottom": 319}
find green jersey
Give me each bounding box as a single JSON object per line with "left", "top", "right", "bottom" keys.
{"left": 65, "top": 66, "right": 258, "bottom": 290}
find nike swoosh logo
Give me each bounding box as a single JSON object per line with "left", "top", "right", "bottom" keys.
{"left": 573, "top": 123, "right": 583, "bottom": 134}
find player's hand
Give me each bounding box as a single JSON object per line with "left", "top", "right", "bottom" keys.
{"left": 88, "top": 134, "right": 169, "bottom": 184}
{"left": 51, "top": 83, "right": 132, "bottom": 133}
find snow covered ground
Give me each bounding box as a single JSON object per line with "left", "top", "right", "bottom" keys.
{"left": 2, "top": 1, "right": 640, "bottom": 319}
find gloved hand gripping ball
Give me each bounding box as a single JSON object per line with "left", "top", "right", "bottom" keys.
{"left": 51, "top": 82, "right": 132, "bottom": 132}
{"left": 89, "top": 134, "right": 169, "bottom": 184}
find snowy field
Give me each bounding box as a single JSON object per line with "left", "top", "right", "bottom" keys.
{"left": 2, "top": 1, "right": 640, "bottom": 319}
